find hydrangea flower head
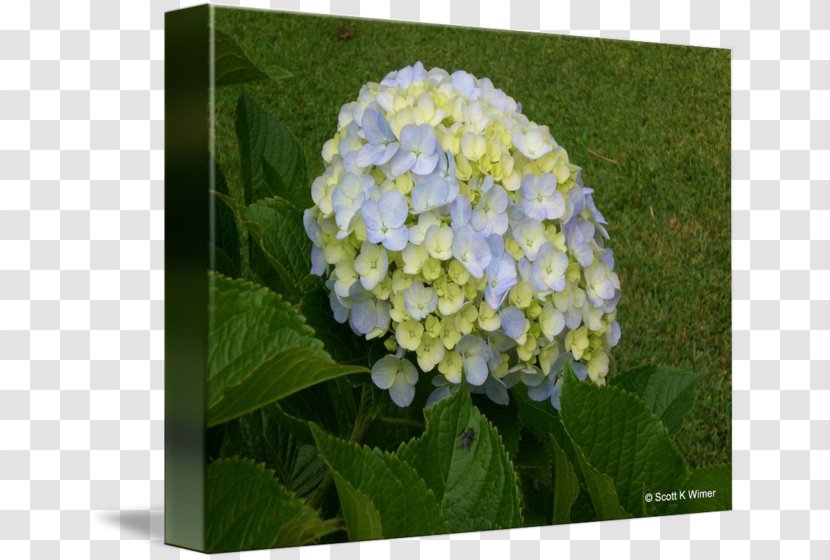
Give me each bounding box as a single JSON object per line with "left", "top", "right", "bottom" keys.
{"left": 305, "top": 63, "right": 621, "bottom": 408}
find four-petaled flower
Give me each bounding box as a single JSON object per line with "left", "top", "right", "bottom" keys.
{"left": 371, "top": 355, "right": 419, "bottom": 407}
{"left": 521, "top": 173, "right": 565, "bottom": 221}
{"left": 355, "top": 109, "right": 399, "bottom": 167}
{"left": 390, "top": 124, "right": 440, "bottom": 177}
{"left": 404, "top": 281, "right": 438, "bottom": 320}
{"left": 361, "top": 189, "right": 409, "bottom": 251}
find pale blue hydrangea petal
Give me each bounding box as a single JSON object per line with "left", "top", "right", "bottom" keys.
{"left": 400, "top": 359, "right": 418, "bottom": 384}
{"left": 311, "top": 246, "right": 326, "bottom": 276}
{"left": 341, "top": 150, "right": 366, "bottom": 175}
{"left": 425, "top": 385, "right": 453, "bottom": 408}
{"left": 600, "top": 248, "right": 615, "bottom": 269}
{"left": 451, "top": 70, "right": 480, "bottom": 100}
{"left": 506, "top": 201, "right": 526, "bottom": 223}
{"left": 355, "top": 143, "right": 391, "bottom": 168}
{"left": 572, "top": 362, "right": 588, "bottom": 381}
{"left": 361, "top": 108, "right": 396, "bottom": 145}
{"left": 439, "top": 149, "right": 459, "bottom": 203}
{"left": 583, "top": 187, "right": 607, "bottom": 225}
{"left": 606, "top": 320, "right": 621, "bottom": 347}
{"left": 517, "top": 258, "right": 532, "bottom": 283}
{"left": 371, "top": 355, "right": 399, "bottom": 390}
{"left": 328, "top": 289, "right": 349, "bottom": 324}
{"left": 412, "top": 151, "right": 440, "bottom": 175}
{"left": 450, "top": 195, "right": 472, "bottom": 228}
{"left": 485, "top": 254, "right": 517, "bottom": 310}
{"left": 521, "top": 173, "right": 565, "bottom": 221}
{"left": 564, "top": 307, "right": 582, "bottom": 330}
{"left": 350, "top": 300, "right": 378, "bottom": 335}
{"left": 451, "top": 226, "right": 492, "bottom": 279}
{"left": 389, "top": 376, "right": 416, "bottom": 407}
{"left": 378, "top": 190, "right": 408, "bottom": 229}
{"left": 500, "top": 306, "right": 526, "bottom": 340}
{"left": 411, "top": 174, "right": 450, "bottom": 214}
{"left": 511, "top": 218, "right": 546, "bottom": 261}
{"left": 396, "top": 124, "right": 439, "bottom": 176}
{"left": 569, "top": 181, "right": 586, "bottom": 216}
{"left": 360, "top": 200, "right": 383, "bottom": 240}
{"left": 303, "top": 209, "right": 322, "bottom": 245}
{"left": 382, "top": 226, "right": 408, "bottom": 251}
{"left": 602, "top": 290, "right": 621, "bottom": 314}
{"left": 375, "top": 301, "right": 390, "bottom": 333}
{"left": 484, "top": 376, "right": 509, "bottom": 405}
{"left": 547, "top": 353, "right": 570, "bottom": 376}
{"left": 361, "top": 191, "right": 409, "bottom": 250}
{"left": 486, "top": 234, "right": 505, "bottom": 261}
{"left": 500, "top": 371, "right": 522, "bottom": 389}
{"left": 526, "top": 378, "right": 552, "bottom": 402}
{"left": 464, "top": 356, "right": 489, "bottom": 385}
{"left": 399, "top": 124, "right": 425, "bottom": 152}
{"left": 389, "top": 149, "right": 417, "bottom": 177}
{"left": 382, "top": 62, "right": 426, "bottom": 90}
{"left": 564, "top": 218, "right": 595, "bottom": 267}
{"left": 519, "top": 366, "right": 544, "bottom": 387}
{"left": 471, "top": 183, "right": 509, "bottom": 237}
{"left": 550, "top": 383, "right": 562, "bottom": 410}
{"left": 531, "top": 243, "right": 568, "bottom": 292}
{"left": 488, "top": 331, "right": 516, "bottom": 353}
{"left": 332, "top": 173, "right": 369, "bottom": 233}
{"left": 457, "top": 335, "right": 489, "bottom": 386}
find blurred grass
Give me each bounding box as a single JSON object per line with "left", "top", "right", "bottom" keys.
{"left": 210, "top": 7, "right": 731, "bottom": 470}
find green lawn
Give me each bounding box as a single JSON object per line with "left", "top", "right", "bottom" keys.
{"left": 211, "top": 7, "right": 732, "bottom": 469}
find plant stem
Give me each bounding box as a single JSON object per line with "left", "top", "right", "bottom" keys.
{"left": 377, "top": 416, "right": 424, "bottom": 430}
{"left": 307, "top": 385, "right": 375, "bottom": 510}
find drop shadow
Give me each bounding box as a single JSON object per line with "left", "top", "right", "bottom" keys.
{"left": 98, "top": 509, "right": 165, "bottom": 541}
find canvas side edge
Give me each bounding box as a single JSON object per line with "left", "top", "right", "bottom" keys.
{"left": 164, "top": 4, "right": 211, "bottom": 552}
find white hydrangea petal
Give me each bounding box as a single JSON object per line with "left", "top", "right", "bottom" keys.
{"left": 389, "top": 375, "right": 417, "bottom": 407}
{"left": 371, "top": 355, "right": 400, "bottom": 390}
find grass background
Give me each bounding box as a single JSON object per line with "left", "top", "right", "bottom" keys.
{"left": 211, "top": 7, "right": 732, "bottom": 470}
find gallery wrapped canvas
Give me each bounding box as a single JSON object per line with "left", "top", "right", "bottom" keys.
{"left": 165, "top": 4, "right": 732, "bottom": 553}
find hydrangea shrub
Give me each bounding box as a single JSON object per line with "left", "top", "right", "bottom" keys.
{"left": 303, "top": 62, "right": 621, "bottom": 408}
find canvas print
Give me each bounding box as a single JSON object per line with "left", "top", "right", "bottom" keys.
{"left": 165, "top": 5, "right": 731, "bottom": 553}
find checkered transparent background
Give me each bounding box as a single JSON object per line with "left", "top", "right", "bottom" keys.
{"left": 1, "top": 0, "right": 828, "bottom": 558}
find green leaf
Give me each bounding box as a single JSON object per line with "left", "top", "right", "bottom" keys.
{"left": 550, "top": 435, "right": 579, "bottom": 524}
{"left": 560, "top": 367, "right": 688, "bottom": 516}
{"left": 672, "top": 465, "right": 732, "bottom": 514}
{"left": 514, "top": 389, "right": 574, "bottom": 460}
{"left": 473, "top": 394, "right": 521, "bottom": 460}
{"left": 217, "top": 405, "right": 326, "bottom": 498}
{"left": 242, "top": 196, "right": 312, "bottom": 299}
{"left": 571, "top": 447, "right": 630, "bottom": 520}
{"left": 329, "top": 472, "right": 384, "bottom": 541}
{"left": 396, "top": 390, "right": 523, "bottom": 533}
{"left": 206, "top": 458, "right": 339, "bottom": 552}
{"left": 610, "top": 365, "right": 704, "bottom": 434}
{"left": 209, "top": 347, "right": 368, "bottom": 428}
{"left": 209, "top": 161, "right": 241, "bottom": 278}
{"left": 213, "top": 28, "right": 291, "bottom": 87}
{"left": 310, "top": 424, "right": 448, "bottom": 539}
{"left": 236, "top": 91, "right": 309, "bottom": 207}
{"left": 280, "top": 378, "right": 358, "bottom": 440}
{"left": 207, "top": 272, "right": 367, "bottom": 427}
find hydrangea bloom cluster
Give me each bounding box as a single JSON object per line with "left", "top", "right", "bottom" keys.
{"left": 303, "top": 62, "right": 620, "bottom": 409}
